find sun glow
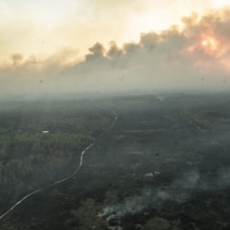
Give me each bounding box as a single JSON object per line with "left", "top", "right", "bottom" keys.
{"left": 187, "top": 36, "right": 218, "bottom": 53}
{"left": 202, "top": 41, "right": 208, "bottom": 46}
{"left": 201, "top": 37, "right": 218, "bottom": 50}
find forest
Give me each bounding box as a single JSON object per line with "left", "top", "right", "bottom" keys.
{"left": 0, "top": 99, "right": 114, "bottom": 213}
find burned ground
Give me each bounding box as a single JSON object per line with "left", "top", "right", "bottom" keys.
{"left": 0, "top": 93, "right": 230, "bottom": 230}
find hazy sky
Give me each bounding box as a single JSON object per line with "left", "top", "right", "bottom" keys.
{"left": 1, "top": 0, "right": 229, "bottom": 61}
{"left": 1, "top": 0, "right": 230, "bottom": 96}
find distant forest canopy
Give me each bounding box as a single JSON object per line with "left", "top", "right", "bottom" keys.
{"left": 0, "top": 100, "right": 114, "bottom": 211}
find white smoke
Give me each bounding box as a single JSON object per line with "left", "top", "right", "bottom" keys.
{"left": 99, "top": 167, "right": 230, "bottom": 221}
{"left": 98, "top": 189, "right": 169, "bottom": 221}
{"left": 98, "top": 171, "right": 200, "bottom": 221}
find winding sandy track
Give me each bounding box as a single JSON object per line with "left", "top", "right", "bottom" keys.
{"left": 0, "top": 105, "right": 118, "bottom": 221}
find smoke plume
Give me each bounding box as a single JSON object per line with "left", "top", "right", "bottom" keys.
{"left": 1, "top": 8, "right": 230, "bottom": 97}
{"left": 98, "top": 171, "right": 200, "bottom": 221}
{"left": 98, "top": 168, "right": 230, "bottom": 221}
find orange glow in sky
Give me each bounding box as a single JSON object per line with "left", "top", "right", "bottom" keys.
{"left": 187, "top": 36, "right": 218, "bottom": 54}
{"left": 202, "top": 41, "right": 208, "bottom": 46}
{"left": 0, "top": 0, "right": 229, "bottom": 62}
{"left": 201, "top": 37, "right": 218, "bottom": 51}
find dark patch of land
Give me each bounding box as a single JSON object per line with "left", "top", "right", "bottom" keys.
{"left": 0, "top": 93, "right": 230, "bottom": 230}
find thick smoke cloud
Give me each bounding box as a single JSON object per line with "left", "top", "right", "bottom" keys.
{"left": 1, "top": 8, "right": 230, "bottom": 97}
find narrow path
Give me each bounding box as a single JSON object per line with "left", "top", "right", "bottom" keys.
{"left": 184, "top": 117, "right": 202, "bottom": 130}
{"left": 154, "top": 94, "right": 164, "bottom": 101}
{"left": 0, "top": 106, "right": 118, "bottom": 221}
